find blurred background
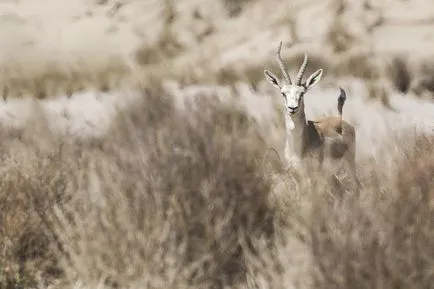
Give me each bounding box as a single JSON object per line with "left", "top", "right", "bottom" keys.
{"left": 1, "top": 0, "right": 433, "bottom": 96}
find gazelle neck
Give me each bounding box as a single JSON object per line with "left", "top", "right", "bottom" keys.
{"left": 285, "top": 102, "right": 308, "bottom": 159}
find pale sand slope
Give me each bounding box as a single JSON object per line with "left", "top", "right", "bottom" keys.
{"left": 1, "top": 0, "right": 433, "bottom": 67}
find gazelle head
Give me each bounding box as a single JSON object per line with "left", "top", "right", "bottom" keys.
{"left": 264, "top": 41, "right": 323, "bottom": 115}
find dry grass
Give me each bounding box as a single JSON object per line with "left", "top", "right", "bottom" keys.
{"left": 0, "top": 80, "right": 433, "bottom": 289}
{"left": 285, "top": 131, "right": 434, "bottom": 289}
{"left": 387, "top": 56, "right": 412, "bottom": 94}
{"left": 0, "top": 85, "right": 280, "bottom": 289}
{"left": 0, "top": 124, "right": 71, "bottom": 288}
{"left": 50, "top": 88, "right": 279, "bottom": 289}
{"left": 410, "top": 59, "right": 434, "bottom": 98}
{"left": 0, "top": 57, "right": 131, "bottom": 100}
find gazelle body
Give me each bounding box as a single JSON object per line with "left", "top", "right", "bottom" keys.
{"left": 264, "top": 41, "right": 358, "bottom": 184}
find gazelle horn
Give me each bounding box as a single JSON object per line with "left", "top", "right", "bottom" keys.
{"left": 276, "top": 41, "right": 292, "bottom": 84}
{"left": 296, "top": 53, "right": 308, "bottom": 85}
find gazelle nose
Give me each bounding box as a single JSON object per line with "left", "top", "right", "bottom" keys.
{"left": 287, "top": 106, "right": 298, "bottom": 114}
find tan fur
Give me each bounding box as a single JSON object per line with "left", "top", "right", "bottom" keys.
{"left": 313, "top": 117, "right": 355, "bottom": 140}
{"left": 301, "top": 115, "right": 358, "bottom": 188}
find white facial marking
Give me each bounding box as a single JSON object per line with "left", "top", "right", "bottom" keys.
{"left": 280, "top": 84, "right": 306, "bottom": 114}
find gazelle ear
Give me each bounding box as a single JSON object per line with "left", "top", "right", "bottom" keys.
{"left": 264, "top": 70, "right": 281, "bottom": 88}
{"left": 304, "top": 69, "right": 323, "bottom": 89}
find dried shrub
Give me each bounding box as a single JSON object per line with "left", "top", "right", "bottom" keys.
{"left": 40, "top": 87, "right": 278, "bottom": 288}
{"left": 334, "top": 51, "right": 377, "bottom": 79}
{"left": 0, "top": 141, "right": 73, "bottom": 288}
{"left": 196, "top": 23, "right": 215, "bottom": 42}
{"left": 0, "top": 167, "right": 42, "bottom": 289}
{"left": 366, "top": 79, "right": 391, "bottom": 107}
{"left": 388, "top": 56, "right": 412, "bottom": 93}
{"left": 222, "top": 0, "right": 254, "bottom": 17}
{"left": 0, "top": 58, "right": 129, "bottom": 100}
{"left": 325, "top": 21, "right": 356, "bottom": 53}
{"left": 324, "top": 0, "right": 357, "bottom": 53}
{"left": 215, "top": 67, "right": 240, "bottom": 87}
{"left": 134, "top": 34, "right": 183, "bottom": 66}
{"left": 294, "top": 132, "right": 434, "bottom": 289}
{"left": 134, "top": 0, "right": 182, "bottom": 66}
{"left": 411, "top": 59, "right": 434, "bottom": 98}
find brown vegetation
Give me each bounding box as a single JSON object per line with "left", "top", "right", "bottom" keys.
{"left": 0, "top": 81, "right": 433, "bottom": 289}
{"left": 221, "top": 0, "right": 254, "bottom": 17}
{"left": 0, "top": 86, "right": 279, "bottom": 288}
{"left": 0, "top": 57, "right": 130, "bottom": 100}
{"left": 293, "top": 132, "right": 434, "bottom": 289}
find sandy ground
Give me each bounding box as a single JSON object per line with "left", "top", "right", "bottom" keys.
{"left": 1, "top": 0, "right": 433, "bottom": 66}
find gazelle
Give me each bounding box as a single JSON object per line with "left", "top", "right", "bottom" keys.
{"left": 264, "top": 41, "right": 358, "bottom": 185}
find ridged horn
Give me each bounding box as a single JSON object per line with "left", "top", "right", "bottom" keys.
{"left": 296, "top": 53, "right": 308, "bottom": 85}
{"left": 276, "top": 41, "right": 292, "bottom": 84}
